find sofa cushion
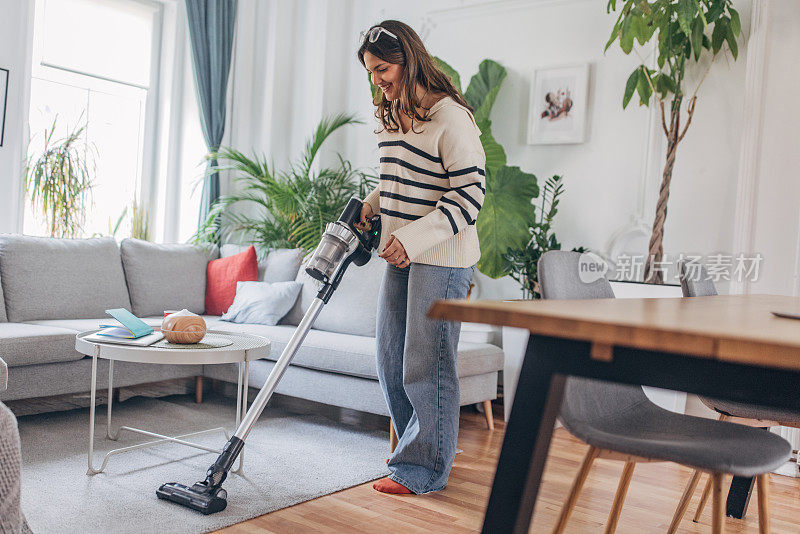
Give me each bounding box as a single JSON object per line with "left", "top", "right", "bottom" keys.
{"left": 0, "top": 272, "right": 6, "bottom": 322}
{"left": 0, "top": 235, "right": 131, "bottom": 322}
{"left": 120, "top": 239, "right": 218, "bottom": 317}
{"left": 0, "top": 323, "right": 83, "bottom": 367}
{"left": 213, "top": 322, "right": 503, "bottom": 380}
{"left": 220, "top": 245, "right": 304, "bottom": 283}
{"left": 282, "top": 255, "right": 384, "bottom": 337}
{"left": 0, "top": 358, "right": 6, "bottom": 391}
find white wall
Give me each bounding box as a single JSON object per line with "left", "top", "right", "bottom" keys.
{"left": 4, "top": 0, "right": 798, "bottom": 297}
{"left": 0, "top": 0, "right": 33, "bottom": 234}
{"left": 224, "top": 0, "right": 771, "bottom": 299}
{"left": 739, "top": 0, "right": 800, "bottom": 296}
{"left": 220, "top": 0, "right": 800, "bottom": 299}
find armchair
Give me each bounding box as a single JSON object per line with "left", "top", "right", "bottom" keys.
{"left": 0, "top": 357, "right": 26, "bottom": 534}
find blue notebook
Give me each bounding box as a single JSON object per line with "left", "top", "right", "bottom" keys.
{"left": 98, "top": 308, "right": 154, "bottom": 339}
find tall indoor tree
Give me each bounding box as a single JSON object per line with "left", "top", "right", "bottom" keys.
{"left": 606, "top": 0, "right": 742, "bottom": 282}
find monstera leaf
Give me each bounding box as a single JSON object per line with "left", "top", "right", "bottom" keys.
{"left": 464, "top": 60, "right": 506, "bottom": 126}
{"left": 434, "top": 57, "right": 462, "bottom": 94}
{"left": 477, "top": 119, "right": 506, "bottom": 179}
{"left": 465, "top": 60, "right": 508, "bottom": 182}
{"left": 477, "top": 166, "right": 539, "bottom": 279}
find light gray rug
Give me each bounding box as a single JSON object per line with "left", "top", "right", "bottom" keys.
{"left": 17, "top": 395, "right": 390, "bottom": 533}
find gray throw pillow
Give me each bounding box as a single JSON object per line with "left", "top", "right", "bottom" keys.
{"left": 261, "top": 248, "right": 305, "bottom": 283}
{"left": 221, "top": 281, "right": 302, "bottom": 325}
{"left": 220, "top": 245, "right": 304, "bottom": 283}
{"left": 120, "top": 239, "right": 218, "bottom": 317}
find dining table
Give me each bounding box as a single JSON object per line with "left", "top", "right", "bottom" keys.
{"left": 428, "top": 294, "right": 800, "bottom": 533}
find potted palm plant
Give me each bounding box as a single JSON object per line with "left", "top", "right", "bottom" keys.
{"left": 196, "top": 113, "right": 376, "bottom": 252}
{"left": 26, "top": 116, "right": 95, "bottom": 238}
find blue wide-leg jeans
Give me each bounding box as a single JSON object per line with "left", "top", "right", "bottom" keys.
{"left": 376, "top": 261, "right": 476, "bottom": 494}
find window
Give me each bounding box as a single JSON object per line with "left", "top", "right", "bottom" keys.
{"left": 25, "top": 0, "right": 162, "bottom": 238}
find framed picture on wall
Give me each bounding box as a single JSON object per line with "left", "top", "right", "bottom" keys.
{"left": 527, "top": 63, "right": 590, "bottom": 145}
{"left": 0, "top": 67, "right": 8, "bottom": 147}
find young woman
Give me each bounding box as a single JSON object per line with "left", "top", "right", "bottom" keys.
{"left": 356, "top": 20, "right": 486, "bottom": 495}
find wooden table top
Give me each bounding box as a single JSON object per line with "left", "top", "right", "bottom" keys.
{"left": 428, "top": 294, "right": 800, "bottom": 371}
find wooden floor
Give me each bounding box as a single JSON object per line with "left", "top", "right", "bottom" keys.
{"left": 215, "top": 401, "right": 800, "bottom": 533}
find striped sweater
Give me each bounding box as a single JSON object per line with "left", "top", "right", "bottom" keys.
{"left": 363, "top": 96, "right": 486, "bottom": 268}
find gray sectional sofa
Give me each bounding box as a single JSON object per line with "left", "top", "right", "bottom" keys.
{"left": 0, "top": 235, "right": 504, "bottom": 420}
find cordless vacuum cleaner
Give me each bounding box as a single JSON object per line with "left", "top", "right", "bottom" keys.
{"left": 156, "top": 197, "right": 380, "bottom": 514}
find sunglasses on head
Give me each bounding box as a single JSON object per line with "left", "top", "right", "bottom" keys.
{"left": 360, "top": 26, "right": 398, "bottom": 44}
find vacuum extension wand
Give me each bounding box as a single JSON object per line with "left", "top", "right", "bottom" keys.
{"left": 157, "top": 198, "right": 380, "bottom": 514}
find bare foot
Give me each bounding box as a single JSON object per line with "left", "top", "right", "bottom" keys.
{"left": 373, "top": 477, "right": 413, "bottom": 494}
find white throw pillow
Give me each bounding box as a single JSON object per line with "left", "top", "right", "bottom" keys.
{"left": 221, "top": 281, "right": 303, "bottom": 325}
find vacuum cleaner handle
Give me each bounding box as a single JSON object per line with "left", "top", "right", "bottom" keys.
{"left": 339, "top": 197, "right": 363, "bottom": 227}
{"left": 232, "top": 297, "right": 325, "bottom": 442}
{"left": 157, "top": 198, "right": 379, "bottom": 515}
{"left": 340, "top": 197, "right": 381, "bottom": 266}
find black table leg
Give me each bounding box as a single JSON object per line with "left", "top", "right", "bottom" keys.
{"left": 726, "top": 475, "right": 754, "bottom": 518}
{"left": 726, "top": 426, "right": 771, "bottom": 518}
{"left": 482, "top": 335, "right": 567, "bottom": 534}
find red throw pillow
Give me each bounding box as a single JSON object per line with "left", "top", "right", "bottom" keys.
{"left": 205, "top": 246, "right": 259, "bottom": 315}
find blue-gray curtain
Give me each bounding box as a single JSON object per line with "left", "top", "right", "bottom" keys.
{"left": 185, "top": 0, "right": 237, "bottom": 228}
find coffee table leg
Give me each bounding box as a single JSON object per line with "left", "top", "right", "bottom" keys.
{"left": 232, "top": 361, "right": 249, "bottom": 474}
{"left": 235, "top": 362, "right": 243, "bottom": 424}
{"left": 106, "top": 359, "right": 116, "bottom": 440}
{"left": 87, "top": 353, "right": 101, "bottom": 475}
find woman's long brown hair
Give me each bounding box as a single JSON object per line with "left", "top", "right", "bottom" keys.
{"left": 357, "top": 20, "right": 472, "bottom": 133}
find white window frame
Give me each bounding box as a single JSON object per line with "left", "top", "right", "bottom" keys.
{"left": 27, "top": 0, "right": 166, "bottom": 235}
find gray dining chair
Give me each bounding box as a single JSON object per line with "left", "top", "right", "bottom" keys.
{"left": 538, "top": 251, "right": 792, "bottom": 534}
{"left": 673, "top": 259, "right": 800, "bottom": 524}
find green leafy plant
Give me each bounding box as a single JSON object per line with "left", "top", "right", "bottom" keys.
{"left": 95, "top": 199, "right": 150, "bottom": 241}
{"left": 97, "top": 208, "right": 127, "bottom": 239}
{"left": 366, "top": 59, "right": 540, "bottom": 279}
{"left": 504, "top": 176, "right": 584, "bottom": 299}
{"left": 606, "top": 0, "right": 742, "bottom": 282}
{"left": 131, "top": 200, "right": 150, "bottom": 241}
{"left": 196, "top": 113, "right": 377, "bottom": 252}
{"left": 26, "top": 116, "right": 95, "bottom": 238}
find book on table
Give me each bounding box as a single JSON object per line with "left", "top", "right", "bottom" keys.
{"left": 83, "top": 308, "right": 164, "bottom": 346}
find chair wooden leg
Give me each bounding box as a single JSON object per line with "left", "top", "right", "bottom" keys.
{"left": 668, "top": 469, "right": 702, "bottom": 534}
{"left": 553, "top": 446, "right": 599, "bottom": 534}
{"left": 604, "top": 461, "right": 635, "bottom": 534}
{"left": 756, "top": 474, "right": 771, "bottom": 534}
{"left": 693, "top": 474, "right": 713, "bottom": 522}
{"left": 712, "top": 473, "right": 725, "bottom": 534}
{"left": 389, "top": 419, "right": 398, "bottom": 453}
{"left": 692, "top": 414, "right": 727, "bottom": 524}
{"left": 195, "top": 376, "right": 203, "bottom": 404}
{"left": 482, "top": 400, "right": 494, "bottom": 430}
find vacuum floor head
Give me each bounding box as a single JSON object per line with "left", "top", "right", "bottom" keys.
{"left": 156, "top": 482, "right": 228, "bottom": 515}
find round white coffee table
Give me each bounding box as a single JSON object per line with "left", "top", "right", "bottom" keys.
{"left": 75, "top": 330, "right": 270, "bottom": 475}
